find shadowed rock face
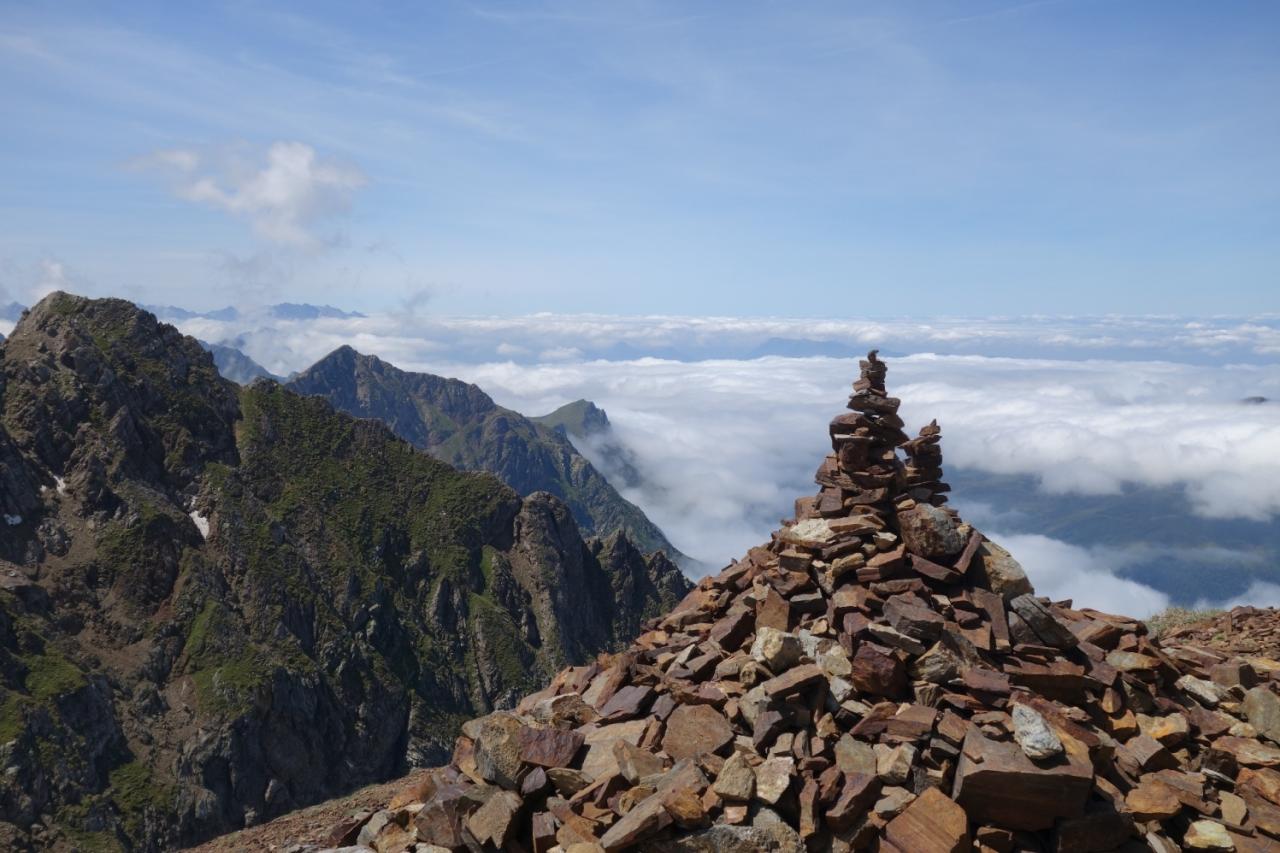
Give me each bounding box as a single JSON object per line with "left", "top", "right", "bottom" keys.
{"left": 286, "top": 346, "right": 688, "bottom": 564}
{"left": 0, "top": 293, "right": 691, "bottom": 851}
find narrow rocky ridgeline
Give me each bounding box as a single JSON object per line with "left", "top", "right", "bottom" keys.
{"left": 332, "top": 351, "right": 1280, "bottom": 852}
{"left": 286, "top": 347, "right": 688, "bottom": 565}
{"left": 0, "top": 293, "right": 691, "bottom": 852}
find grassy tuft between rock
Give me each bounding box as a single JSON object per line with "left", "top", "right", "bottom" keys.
{"left": 1145, "top": 606, "right": 1225, "bottom": 639}
{"left": 109, "top": 760, "right": 176, "bottom": 839}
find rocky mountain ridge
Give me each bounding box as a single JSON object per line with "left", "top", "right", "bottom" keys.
{"left": 328, "top": 351, "right": 1280, "bottom": 852}
{"left": 0, "top": 293, "right": 691, "bottom": 851}
{"left": 286, "top": 347, "right": 687, "bottom": 565}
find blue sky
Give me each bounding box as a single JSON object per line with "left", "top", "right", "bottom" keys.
{"left": 1, "top": 0, "right": 1277, "bottom": 315}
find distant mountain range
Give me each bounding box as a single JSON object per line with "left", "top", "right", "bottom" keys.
{"left": 145, "top": 302, "right": 366, "bottom": 322}
{"left": 3, "top": 301, "right": 366, "bottom": 326}
{"left": 193, "top": 340, "right": 693, "bottom": 568}
{"left": 0, "top": 293, "right": 691, "bottom": 850}
{"left": 287, "top": 346, "right": 689, "bottom": 565}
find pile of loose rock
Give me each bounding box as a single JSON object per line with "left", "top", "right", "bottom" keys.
{"left": 329, "top": 353, "right": 1280, "bottom": 852}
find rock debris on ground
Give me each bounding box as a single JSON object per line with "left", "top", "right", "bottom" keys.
{"left": 306, "top": 353, "right": 1280, "bottom": 852}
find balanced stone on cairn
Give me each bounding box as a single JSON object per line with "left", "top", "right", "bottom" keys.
{"left": 902, "top": 418, "right": 951, "bottom": 506}
{"left": 853, "top": 348, "right": 887, "bottom": 392}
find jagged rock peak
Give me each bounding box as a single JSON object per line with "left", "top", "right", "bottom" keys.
{"left": 346, "top": 351, "right": 1278, "bottom": 853}
{"left": 3, "top": 290, "right": 240, "bottom": 506}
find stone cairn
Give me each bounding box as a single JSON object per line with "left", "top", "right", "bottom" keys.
{"left": 331, "top": 352, "right": 1280, "bottom": 853}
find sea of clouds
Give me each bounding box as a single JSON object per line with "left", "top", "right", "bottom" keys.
{"left": 171, "top": 311, "right": 1280, "bottom": 370}
{"left": 155, "top": 310, "right": 1280, "bottom": 617}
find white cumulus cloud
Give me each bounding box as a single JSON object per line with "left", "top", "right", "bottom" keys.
{"left": 137, "top": 141, "right": 366, "bottom": 247}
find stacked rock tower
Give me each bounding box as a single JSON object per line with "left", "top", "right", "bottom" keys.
{"left": 802, "top": 350, "right": 907, "bottom": 522}
{"left": 338, "top": 352, "right": 1280, "bottom": 853}
{"left": 801, "top": 350, "right": 947, "bottom": 525}
{"left": 787, "top": 352, "right": 977, "bottom": 597}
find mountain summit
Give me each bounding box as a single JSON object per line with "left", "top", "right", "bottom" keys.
{"left": 0, "top": 294, "right": 690, "bottom": 850}
{"left": 339, "top": 351, "right": 1280, "bottom": 852}
{"left": 532, "top": 399, "right": 646, "bottom": 494}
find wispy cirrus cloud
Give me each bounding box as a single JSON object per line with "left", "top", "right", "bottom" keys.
{"left": 134, "top": 141, "right": 366, "bottom": 247}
